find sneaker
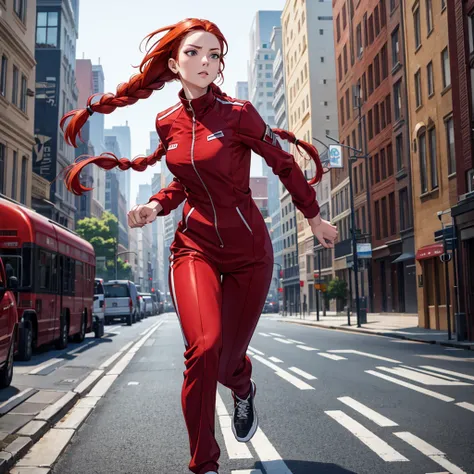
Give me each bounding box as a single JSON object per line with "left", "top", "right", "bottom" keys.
{"left": 231, "top": 379, "right": 258, "bottom": 442}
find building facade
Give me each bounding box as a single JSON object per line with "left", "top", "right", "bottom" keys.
{"left": 0, "top": 0, "right": 37, "bottom": 207}
{"left": 235, "top": 81, "right": 249, "bottom": 101}
{"left": 447, "top": 0, "right": 474, "bottom": 340}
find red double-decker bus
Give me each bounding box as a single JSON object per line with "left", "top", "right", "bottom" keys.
{"left": 0, "top": 196, "right": 96, "bottom": 361}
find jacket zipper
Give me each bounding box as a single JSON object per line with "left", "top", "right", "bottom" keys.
{"left": 189, "top": 103, "right": 225, "bottom": 248}
{"left": 236, "top": 207, "right": 253, "bottom": 235}
{"left": 182, "top": 207, "right": 195, "bottom": 233}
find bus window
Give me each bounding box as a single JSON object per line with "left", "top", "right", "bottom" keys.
{"left": 39, "top": 250, "right": 52, "bottom": 291}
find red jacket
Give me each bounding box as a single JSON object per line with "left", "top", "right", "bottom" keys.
{"left": 149, "top": 86, "right": 320, "bottom": 248}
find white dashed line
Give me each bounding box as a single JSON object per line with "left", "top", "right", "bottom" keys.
{"left": 288, "top": 367, "right": 317, "bottom": 380}
{"left": 318, "top": 353, "right": 347, "bottom": 361}
{"left": 337, "top": 397, "right": 398, "bottom": 427}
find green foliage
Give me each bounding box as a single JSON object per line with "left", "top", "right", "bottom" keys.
{"left": 76, "top": 211, "right": 131, "bottom": 281}
{"left": 326, "top": 277, "right": 348, "bottom": 303}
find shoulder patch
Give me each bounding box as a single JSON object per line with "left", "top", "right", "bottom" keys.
{"left": 263, "top": 124, "right": 278, "bottom": 146}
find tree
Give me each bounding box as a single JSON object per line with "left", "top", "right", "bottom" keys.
{"left": 76, "top": 212, "right": 132, "bottom": 281}
{"left": 326, "top": 277, "right": 348, "bottom": 311}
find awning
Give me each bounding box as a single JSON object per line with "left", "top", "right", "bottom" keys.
{"left": 392, "top": 252, "right": 415, "bottom": 263}
{"left": 415, "top": 243, "right": 443, "bottom": 261}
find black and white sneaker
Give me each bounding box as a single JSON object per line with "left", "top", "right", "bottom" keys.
{"left": 231, "top": 379, "right": 258, "bottom": 442}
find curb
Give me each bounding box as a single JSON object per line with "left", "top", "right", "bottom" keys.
{"left": 278, "top": 318, "right": 474, "bottom": 351}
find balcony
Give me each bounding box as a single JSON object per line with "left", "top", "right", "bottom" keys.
{"left": 283, "top": 265, "right": 299, "bottom": 279}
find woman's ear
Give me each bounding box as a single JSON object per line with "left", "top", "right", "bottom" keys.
{"left": 168, "top": 58, "right": 178, "bottom": 74}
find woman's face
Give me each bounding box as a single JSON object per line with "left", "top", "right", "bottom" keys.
{"left": 169, "top": 30, "right": 222, "bottom": 89}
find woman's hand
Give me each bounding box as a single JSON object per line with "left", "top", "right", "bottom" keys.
{"left": 308, "top": 214, "right": 338, "bottom": 249}
{"left": 127, "top": 201, "right": 162, "bottom": 228}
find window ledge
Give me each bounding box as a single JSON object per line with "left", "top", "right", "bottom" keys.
{"left": 427, "top": 28, "right": 434, "bottom": 39}
{"left": 396, "top": 168, "right": 408, "bottom": 181}
{"left": 415, "top": 44, "right": 422, "bottom": 54}
{"left": 448, "top": 172, "right": 457, "bottom": 180}
{"left": 428, "top": 92, "right": 435, "bottom": 99}
{"left": 391, "top": 62, "right": 402, "bottom": 75}
{"left": 415, "top": 103, "right": 423, "bottom": 112}
{"left": 441, "top": 84, "right": 452, "bottom": 96}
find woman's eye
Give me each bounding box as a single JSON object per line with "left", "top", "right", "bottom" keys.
{"left": 211, "top": 53, "right": 220, "bottom": 60}
{"left": 185, "top": 50, "right": 197, "bottom": 56}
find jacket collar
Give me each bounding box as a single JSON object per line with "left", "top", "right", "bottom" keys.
{"left": 179, "top": 85, "right": 216, "bottom": 119}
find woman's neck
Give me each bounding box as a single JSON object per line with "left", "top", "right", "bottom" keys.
{"left": 181, "top": 81, "right": 209, "bottom": 100}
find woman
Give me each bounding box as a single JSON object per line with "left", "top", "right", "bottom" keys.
{"left": 60, "top": 18, "right": 338, "bottom": 474}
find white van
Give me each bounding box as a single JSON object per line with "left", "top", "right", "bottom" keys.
{"left": 104, "top": 280, "right": 139, "bottom": 326}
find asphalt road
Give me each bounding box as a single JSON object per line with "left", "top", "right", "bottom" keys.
{"left": 51, "top": 313, "right": 474, "bottom": 474}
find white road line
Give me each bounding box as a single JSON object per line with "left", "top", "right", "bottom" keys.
{"left": 289, "top": 367, "right": 317, "bottom": 380}
{"left": 287, "top": 338, "right": 305, "bottom": 344}
{"left": 99, "top": 352, "right": 122, "bottom": 370}
{"left": 253, "top": 355, "right": 314, "bottom": 390}
{"left": 269, "top": 332, "right": 284, "bottom": 337}
{"left": 297, "top": 345, "right": 319, "bottom": 351}
{"left": 248, "top": 346, "right": 264, "bottom": 355}
{"left": 328, "top": 350, "right": 400, "bottom": 363}
{"left": 139, "top": 320, "right": 163, "bottom": 336}
{"left": 231, "top": 470, "right": 263, "bottom": 474}
{"left": 28, "top": 358, "right": 63, "bottom": 375}
{"left": 365, "top": 370, "right": 455, "bottom": 402}
{"left": 418, "top": 355, "right": 474, "bottom": 362}
{"left": 394, "top": 432, "right": 467, "bottom": 474}
{"left": 250, "top": 427, "right": 293, "bottom": 474}
{"left": 318, "top": 353, "right": 347, "bottom": 361}
{"left": 269, "top": 357, "right": 283, "bottom": 363}
{"left": 247, "top": 350, "right": 255, "bottom": 356}
{"left": 274, "top": 337, "right": 293, "bottom": 344}
{"left": 399, "top": 366, "right": 459, "bottom": 381}
{"left": 375, "top": 366, "right": 472, "bottom": 386}
{"left": 420, "top": 366, "right": 474, "bottom": 382}
{"left": 325, "top": 410, "right": 408, "bottom": 462}
{"left": 215, "top": 391, "right": 252, "bottom": 459}
{"left": 68, "top": 341, "right": 94, "bottom": 355}
{"left": 337, "top": 397, "right": 398, "bottom": 427}
{"left": 258, "top": 332, "right": 272, "bottom": 337}
{"left": 455, "top": 402, "right": 474, "bottom": 413}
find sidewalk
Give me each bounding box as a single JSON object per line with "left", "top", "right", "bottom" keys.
{"left": 269, "top": 311, "right": 474, "bottom": 351}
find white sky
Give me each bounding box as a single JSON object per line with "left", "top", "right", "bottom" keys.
{"left": 76, "top": 0, "right": 286, "bottom": 204}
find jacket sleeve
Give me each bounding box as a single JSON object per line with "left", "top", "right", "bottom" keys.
{"left": 237, "top": 101, "right": 320, "bottom": 219}
{"left": 148, "top": 177, "right": 187, "bottom": 217}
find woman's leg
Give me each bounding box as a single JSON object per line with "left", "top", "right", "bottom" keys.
{"left": 217, "top": 257, "right": 273, "bottom": 399}
{"left": 169, "top": 252, "right": 222, "bottom": 474}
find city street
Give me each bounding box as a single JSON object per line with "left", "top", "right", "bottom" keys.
{"left": 33, "top": 313, "right": 474, "bottom": 474}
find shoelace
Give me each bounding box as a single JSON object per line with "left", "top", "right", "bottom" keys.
{"left": 235, "top": 397, "right": 250, "bottom": 420}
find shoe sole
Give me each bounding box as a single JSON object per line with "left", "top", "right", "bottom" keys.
{"left": 232, "top": 380, "right": 258, "bottom": 443}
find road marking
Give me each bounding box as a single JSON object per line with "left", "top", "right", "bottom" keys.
{"left": 455, "top": 402, "right": 474, "bottom": 413}
{"left": 128, "top": 381, "right": 139, "bottom": 386}
{"left": 318, "top": 353, "right": 347, "bottom": 361}
{"left": 28, "top": 358, "right": 63, "bottom": 375}
{"left": 107, "top": 325, "right": 122, "bottom": 332}
{"left": 269, "top": 332, "right": 284, "bottom": 337}
{"left": 337, "top": 397, "right": 398, "bottom": 427}
{"left": 445, "top": 348, "right": 464, "bottom": 351}
{"left": 269, "top": 356, "right": 283, "bottom": 363}
{"left": 215, "top": 391, "right": 252, "bottom": 459}
{"left": 253, "top": 355, "right": 314, "bottom": 390}
{"left": 365, "top": 370, "right": 455, "bottom": 402}
{"left": 288, "top": 367, "right": 317, "bottom": 380}
{"left": 274, "top": 337, "right": 293, "bottom": 344}
{"left": 375, "top": 366, "right": 472, "bottom": 386}
{"left": 394, "top": 432, "right": 467, "bottom": 474}
{"left": 247, "top": 350, "right": 255, "bottom": 356}
{"left": 420, "top": 366, "right": 474, "bottom": 382}
{"left": 391, "top": 340, "right": 424, "bottom": 344}
{"left": 67, "top": 340, "right": 94, "bottom": 355}
{"left": 399, "top": 366, "right": 459, "bottom": 381}
{"left": 325, "top": 410, "right": 408, "bottom": 462}
{"left": 139, "top": 320, "right": 164, "bottom": 336}
{"left": 250, "top": 427, "right": 293, "bottom": 474}
{"left": 258, "top": 332, "right": 272, "bottom": 337}
{"left": 287, "top": 338, "right": 305, "bottom": 344}
{"left": 248, "top": 346, "right": 265, "bottom": 355}
{"left": 99, "top": 352, "right": 122, "bottom": 370}
{"left": 297, "top": 345, "right": 319, "bottom": 351}
{"left": 418, "top": 355, "right": 474, "bottom": 362}
{"left": 329, "top": 350, "right": 400, "bottom": 363}
{"left": 231, "top": 470, "right": 263, "bottom": 474}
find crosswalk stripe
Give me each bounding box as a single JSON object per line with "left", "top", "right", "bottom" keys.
{"left": 258, "top": 332, "right": 272, "bottom": 337}
{"left": 455, "top": 402, "right": 474, "bottom": 413}
{"left": 419, "top": 366, "right": 474, "bottom": 382}
{"left": 329, "top": 350, "right": 400, "bottom": 363}
{"left": 231, "top": 470, "right": 264, "bottom": 474}
{"left": 365, "top": 370, "right": 455, "bottom": 402}
{"left": 326, "top": 410, "right": 408, "bottom": 462}
{"left": 318, "top": 353, "right": 347, "bottom": 361}
{"left": 269, "top": 332, "right": 284, "bottom": 337}
{"left": 394, "top": 432, "right": 467, "bottom": 474}
{"left": 400, "top": 366, "right": 459, "bottom": 381}
{"left": 268, "top": 356, "right": 283, "bottom": 363}
{"left": 274, "top": 337, "right": 293, "bottom": 344}
{"left": 297, "top": 345, "right": 319, "bottom": 351}
{"left": 287, "top": 338, "right": 305, "bottom": 344}
{"left": 337, "top": 397, "right": 398, "bottom": 427}
{"left": 250, "top": 427, "right": 293, "bottom": 474}
{"left": 289, "top": 367, "right": 317, "bottom": 380}
{"left": 375, "top": 366, "right": 472, "bottom": 386}
{"left": 215, "top": 391, "right": 253, "bottom": 459}
{"left": 248, "top": 346, "right": 264, "bottom": 355}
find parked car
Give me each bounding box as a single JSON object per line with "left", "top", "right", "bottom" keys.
{"left": 93, "top": 278, "right": 105, "bottom": 338}
{"left": 137, "top": 293, "right": 147, "bottom": 320}
{"left": 104, "top": 280, "right": 139, "bottom": 326}
{"left": 262, "top": 300, "right": 278, "bottom": 314}
{"left": 142, "top": 294, "right": 154, "bottom": 317}
{"left": 0, "top": 258, "right": 18, "bottom": 388}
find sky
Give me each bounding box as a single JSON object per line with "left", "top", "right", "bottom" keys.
{"left": 75, "top": 0, "right": 286, "bottom": 205}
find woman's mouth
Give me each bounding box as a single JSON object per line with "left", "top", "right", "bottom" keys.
{"left": 198, "top": 72, "right": 209, "bottom": 77}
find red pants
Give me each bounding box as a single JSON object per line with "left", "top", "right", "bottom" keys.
{"left": 168, "top": 200, "right": 273, "bottom": 474}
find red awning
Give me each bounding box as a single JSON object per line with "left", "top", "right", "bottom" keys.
{"left": 415, "top": 243, "right": 443, "bottom": 261}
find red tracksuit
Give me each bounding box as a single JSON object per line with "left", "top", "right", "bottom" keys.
{"left": 148, "top": 85, "right": 320, "bottom": 474}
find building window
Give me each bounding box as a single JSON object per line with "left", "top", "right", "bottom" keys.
{"left": 391, "top": 27, "right": 400, "bottom": 66}
{"left": 441, "top": 47, "right": 451, "bottom": 89}
{"left": 345, "top": 88, "right": 350, "bottom": 121}
{"left": 445, "top": 116, "right": 455, "bottom": 174}
{"left": 380, "top": 101, "right": 386, "bottom": 129}
{"left": 415, "top": 69, "right": 422, "bottom": 108}
{"left": 414, "top": 6, "right": 421, "bottom": 49}
{"left": 368, "top": 109, "right": 373, "bottom": 139}
{"left": 20, "top": 156, "right": 28, "bottom": 204}
{"left": 381, "top": 43, "right": 388, "bottom": 79}
{"left": 0, "top": 143, "right": 5, "bottom": 194}
{"left": 0, "top": 55, "right": 7, "bottom": 97}
{"left": 12, "top": 151, "right": 18, "bottom": 200}
{"left": 375, "top": 152, "right": 380, "bottom": 181}
{"left": 427, "top": 61, "right": 434, "bottom": 96}
{"left": 12, "top": 66, "right": 19, "bottom": 106}
{"left": 356, "top": 23, "right": 363, "bottom": 57}
{"left": 389, "top": 192, "right": 396, "bottom": 235}
{"left": 428, "top": 128, "right": 438, "bottom": 189}
{"left": 396, "top": 133, "right": 403, "bottom": 170}
{"left": 319, "top": 29, "right": 324, "bottom": 35}
{"left": 14, "top": 0, "right": 27, "bottom": 23}
{"left": 342, "top": 3, "right": 347, "bottom": 29}
{"left": 375, "top": 200, "right": 381, "bottom": 239}
{"left": 374, "top": 55, "right": 381, "bottom": 88}
{"left": 36, "top": 11, "right": 59, "bottom": 48}
{"left": 387, "top": 143, "right": 394, "bottom": 175}
{"left": 419, "top": 131, "right": 428, "bottom": 194}
{"left": 369, "top": 156, "right": 374, "bottom": 185}
{"left": 399, "top": 187, "right": 410, "bottom": 230}
{"left": 374, "top": 104, "right": 380, "bottom": 135}
{"left": 20, "top": 74, "right": 27, "bottom": 112}
{"left": 393, "top": 80, "right": 402, "bottom": 121}
{"left": 381, "top": 147, "right": 387, "bottom": 179}
{"left": 343, "top": 44, "right": 348, "bottom": 73}
{"left": 381, "top": 197, "right": 388, "bottom": 238}
{"left": 385, "top": 94, "right": 392, "bottom": 124}
{"left": 337, "top": 14, "right": 341, "bottom": 42}
{"left": 364, "top": 13, "right": 368, "bottom": 47}
{"left": 374, "top": 5, "right": 380, "bottom": 36}
{"left": 426, "top": 0, "right": 433, "bottom": 34}
{"left": 368, "top": 64, "right": 374, "bottom": 95}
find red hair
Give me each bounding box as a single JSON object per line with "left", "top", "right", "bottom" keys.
{"left": 59, "top": 18, "right": 323, "bottom": 195}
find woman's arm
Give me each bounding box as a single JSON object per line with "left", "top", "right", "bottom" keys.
{"left": 148, "top": 177, "right": 187, "bottom": 216}
{"left": 237, "top": 101, "right": 320, "bottom": 219}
